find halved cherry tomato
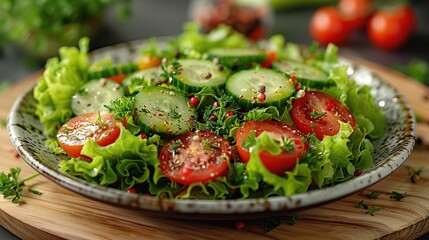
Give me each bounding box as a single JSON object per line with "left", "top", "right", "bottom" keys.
{"left": 57, "top": 112, "right": 122, "bottom": 158}
{"left": 235, "top": 120, "right": 308, "bottom": 175}
{"left": 368, "top": 5, "right": 417, "bottom": 50}
{"left": 291, "top": 91, "right": 356, "bottom": 140}
{"left": 159, "top": 131, "right": 231, "bottom": 185}
{"left": 108, "top": 74, "right": 126, "bottom": 84}
{"left": 260, "top": 50, "right": 276, "bottom": 68}
{"left": 138, "top": 54, "right": 162, "bottom": 70}
{"left": 338, "top": 0, "right": 373, "bottom": 30}
{"left": 309, "top": 6, "right": 351, "bottom": 46}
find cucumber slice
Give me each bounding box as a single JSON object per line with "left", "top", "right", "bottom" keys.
{"left": 170, "top": 59, "right": 230, "bottom": 93}
{"left": 225, "top": 68, "right": 295, "bottom": 109}
{"left": 272, "top": 60, "right": 333, "bottom": 87}
{"left": 134, "top": 86, "right": 196, "bottom": 137}
{"left": 88, "top": 63, "right": 138, "bottom": 80}
{"left": 71, "top": 79, "right": 125, "bottom": 115}
{"left": 207, "top": 48, "right": 267, "bottom": 68}
{"left": 122, "top": 67, "right": 165, "bottom": 94}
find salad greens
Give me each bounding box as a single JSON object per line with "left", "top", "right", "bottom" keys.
{"left": 34, "top": 22, "right": 385, "bottom": 199}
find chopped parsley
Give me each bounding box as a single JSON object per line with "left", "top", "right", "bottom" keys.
{"left": 310, "top": 110, "right": 326, "bottom": 119}
{"left": 169, "top": 107, "right": 182, "bottom": 119}
{"left": 390, "top": 191, "right": 407, "bottom": 201}
{"left": 0, "top": 167, "right": 41, "bottom": 204}
{"left": 366, "top": 206, "right": 383, "bottom": 216}
{"left": 105, "top": 96, "right": 135, "bottom": 120}
{"left": 290, "top": 213, "right": 299, "bottom": 225}
{"left": 201, "top": 139, "right": 219, "bottom": 151}
{"left": 356, "top": 200, "right": 368, "bottom": 209}
{"left": 405, "top": 165, "right": 424, "bottom": 183}
{"left": 365, "top": 191, "right": 380, "bottom": 199}
{"left": 264, "top": 216, "right": 282, "bottom": 232}
{"left": 168, "top": 139, "right": 183, "bottom": 153}
{"left": 280, "top": 136, "right": 294, "bottom": 152}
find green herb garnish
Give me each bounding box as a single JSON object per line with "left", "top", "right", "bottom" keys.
{"left": 0, "top": 167, "right": 41, "bottom": 204}
{"left": 405, "top": 165, "right": 424, "bottom": 183}
{"left": 390, "top": 191, "right": 407, "bottom": 201}
{"left": 310, "top": 110, "right": 326, "bottom": 119}
{"left": 169, "top": 107, "right": 182, "bottom": 119}
{"left": 290, "top": 213, "right": 299, "bottom": 225}
{"left": 365, "top": 191, "right": 379, "bottom": 199}
{"left": 280, "top": 136, "right": 294, "bottom": 152}
{"left": 356, "top": 200, "right": 368, "bottom": 209}
{"left": 168, "top": 139, "right": 183, "bottom": 153}
{"left": 202, "top": 139, "right": 219, "bottom": 151}
{"left": 105, "top": 96, "right": 135, "bottom": 120}
{"left": 366, "top": 206, "right": 383, "bottom": 216}
{"left": 264, "top": 216, "right": 282, "bottom": 232}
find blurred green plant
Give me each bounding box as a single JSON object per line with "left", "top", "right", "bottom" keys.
{"left": 0, "top": 0, "right": 130, "bottom": 59}
{"left": 392, "top": 59, "right": 429, "bottom": 85}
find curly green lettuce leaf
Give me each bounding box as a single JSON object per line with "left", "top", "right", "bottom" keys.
{"left": 174, "top": 177, "right": 231, "bottom": 200}
{"left": 34, "top": 38, "right": 90, "bottom": 137}
{"left": 323, "top": 66, "right": 385, "bottom": 139}
{"left": 306, "top": 122, "right": 355, "bottom": 187}
{"left": 174, "top": 22, "right": 250, "bottom": 58}
{"left": 238, "top": 131, "right": 312, "bottom": 197}
{"left": 59, "top": 125, "right": 160, "bottom": 190}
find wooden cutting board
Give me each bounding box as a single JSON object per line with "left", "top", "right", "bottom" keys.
{"left": 1, "top": 59, "right": 429, "bottom": 240}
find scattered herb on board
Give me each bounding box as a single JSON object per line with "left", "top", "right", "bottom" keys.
{"left": 365, "top": 191, "right": 380, "bottom": 199}
{"left": 356, "top": 200, "right": 369, "bottom": 209}
{"left": 264, "top": 216, "right": 282, "bottom": 232}
{"left": 390, "top": 191, "right": 407, "bottom": 201}
{"left": 0, "top": 167, "right": 41, "bottom": 203}
{"left": 356, "top": 200, "right": 383, "bottom": 216}
{"left": 405, "top": 165, "right": 424, "bottom": 183}
{"left": 290, "top": 213, "right": 299, "bottom": 225}
{"left": 366, "top": 206, "right": 383, "bottom": 216}
{"left": 0, "top": 119, "right": 7, "bottom": 128}
{"left": 262, "top": 213, "right": 300, "bottom": 232}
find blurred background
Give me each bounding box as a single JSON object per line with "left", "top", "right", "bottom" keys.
{"left": 0, "top": 0, "right": 428, "bottom": 86}
{"left": 0, "top": 0, "right": 428, "bottom": 239}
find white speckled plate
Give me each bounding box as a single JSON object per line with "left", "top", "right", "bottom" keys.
{"left": 7, "top": 39, "right": 416, "bottom": 220}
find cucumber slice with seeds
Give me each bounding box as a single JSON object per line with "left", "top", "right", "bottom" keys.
{"left": 122, "top": 67, "right": 165, "bottom": 94}
{"left": 170, "top": 59, "right": 230, "bottom": 92}
{"left": 207, "top": 48, "right": 267, "bottom": 68}
{"left": 272, "top": 60, "right": 333, "bottom": 87}
{"left": 134, "top": 86, "right": 196, "bottom": 137}
{"left": 88, "top": 63, "right": 138, "bottom": 80}
{"left": 225, "top": 68, "right": 295, "bottom": 109}
{"left": 71, "top": 79, "right": 125, "bottom": 115}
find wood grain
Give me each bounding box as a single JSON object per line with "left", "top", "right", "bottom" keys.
{"left": 0, "top": 62, "right": 429, "bottom": 240}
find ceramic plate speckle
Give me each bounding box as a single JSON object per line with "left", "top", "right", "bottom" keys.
{"left": 7, "top": 39, "right": 416, "bottom": 219}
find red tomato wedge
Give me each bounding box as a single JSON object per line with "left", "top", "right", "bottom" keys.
{"left": 235, "top": 120, "right": 308, "bottom": 175}
{"left": 57, "top": 112, "right": 122, "bottom": 158}
{"left": 291, "top": 91, "right": 356, "bottom": 140}
{"left": 159, "top": 131, "right": 231, "bottom": 185}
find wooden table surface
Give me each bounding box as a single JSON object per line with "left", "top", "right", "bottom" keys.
{"left": 0, "top": 58, "right": 429, "bottom": 240}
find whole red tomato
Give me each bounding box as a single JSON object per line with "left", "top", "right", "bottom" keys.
{"left": 368, "top": 5, "right": 417, "bottom": 50}
{"left": 309, "top": 6, "right": 351, "bottom": 46}
{"left": 338, "top": 0, "right": 373, "bottom": 29}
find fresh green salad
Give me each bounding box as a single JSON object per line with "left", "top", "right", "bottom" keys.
{"left": 34, "top": 23, "right": 385, "bottom": 199}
